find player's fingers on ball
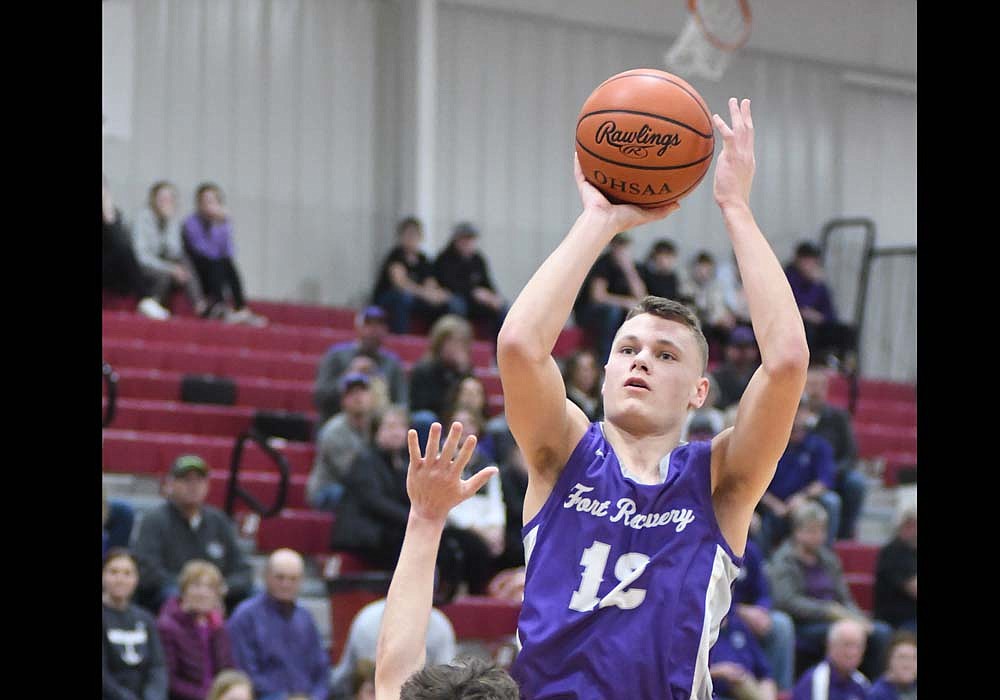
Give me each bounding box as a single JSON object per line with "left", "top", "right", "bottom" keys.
{"left": 407, "top": 429, "right": 423, "bottom": 464}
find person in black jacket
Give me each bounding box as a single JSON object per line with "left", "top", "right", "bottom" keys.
{"left": 103, "top": 548, "right": 168, "bottom": 700}
{"left": 874, "top": 506, "right": 917, "bottom": 633}
{"left": 432, "top": 222, "right": 507, "bottom": 338}
{"left": 408, "top": 314, "right": 474, "bottom": 446}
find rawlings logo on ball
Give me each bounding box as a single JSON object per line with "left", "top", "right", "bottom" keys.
{"left": 594, "top": 121, "right": 682, "bottom": 159}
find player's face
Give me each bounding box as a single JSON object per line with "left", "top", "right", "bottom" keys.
{"left": 887, "top": 642, "right": 917, "bottom": 683}
{"left": 602, "top": 314, "right": 708, "bottom": 434}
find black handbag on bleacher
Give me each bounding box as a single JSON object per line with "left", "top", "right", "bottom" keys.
{"left": 180, "top": 374, "right": 238, "bottom": 406}
{"left": 252, "top": 409, "right": 314, "bottom": 442}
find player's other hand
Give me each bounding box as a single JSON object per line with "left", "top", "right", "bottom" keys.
{"left": 574, "top": 153, "right": 679, "bottom": 235}
{"left": 406, "top": 421, "right": 498, "bottom": 524}
{"left": 712, "top": 97, "right": 756, "bottom": 211}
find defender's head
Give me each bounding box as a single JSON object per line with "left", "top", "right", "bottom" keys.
{"left": 400, "top": 656, "right": 518, "bottom": 700}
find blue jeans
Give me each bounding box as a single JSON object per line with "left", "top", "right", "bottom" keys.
{"left": 836, "top": 467, "right": 868, "bottom": 540}
{"left": 759, "top": 609, "right": 795, "bottom": 690}
{"left": 310, "top": 482, "right": 345, "bottom": 512}
{"left": 376, "top": 288, "right": 465, "bottom": 335}
{"left": 411, "top": 410, "right": 440, "bottom": 449}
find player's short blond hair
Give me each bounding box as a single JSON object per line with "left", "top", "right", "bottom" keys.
{"left": 624, "top": 296, "right": 709, "bottom": 373}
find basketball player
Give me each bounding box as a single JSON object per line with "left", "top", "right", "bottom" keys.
{"left": 498, "top": 98, "right": 809, "bottom": 699}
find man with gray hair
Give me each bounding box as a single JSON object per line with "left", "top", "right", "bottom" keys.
{"left": 227, "top": 548, "right": 330, "bottom": 700}
{"left": 790, "top": 618, "right": 870, "bottom": 700}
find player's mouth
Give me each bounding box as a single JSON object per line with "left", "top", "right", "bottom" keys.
{"left": 624, "top": 377, "right": 650, "bottom": 391}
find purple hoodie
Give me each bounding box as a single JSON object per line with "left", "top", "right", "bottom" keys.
{"left": 156, "top": 596, "right": 237, "bottom": 700}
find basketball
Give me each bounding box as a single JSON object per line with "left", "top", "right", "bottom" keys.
{"left": 575, "top": 68, "right": 715, "bottom": 208}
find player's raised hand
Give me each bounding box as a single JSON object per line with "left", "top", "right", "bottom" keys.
{"left": 406, "top": 421, "right": 497, "bottom": 523}
{"left": 574, "top": 153, "right": 680, "bottom": 234}
{"left": 712, "top": 97, "right": 756, "bottom": 210}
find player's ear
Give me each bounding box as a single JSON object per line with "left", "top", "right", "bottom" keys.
{"left": 689, "top": 376, "right": 710, "bottom": 410}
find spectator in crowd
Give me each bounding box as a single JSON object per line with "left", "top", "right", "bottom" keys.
{"left": 103, "top": 175, "right": 172, "bottom": 320}
{"left": 680, "top": 374, "right": 726, "bottom": 443}
{"left": 639, "top": 238, "right": 683, "bottom": 300}
{"left": 711, "top": 326, "right": 761, "bottom": 411}
{"left": 132, "top": 181, "right": 207, "bottom": 316}
{"left": 488, "top": 442, "right": 530, "bottom": 601}
{"left": 227, "top": 548, "right": 330, "bottom": 700}
{"left": 432, "top": 222, "right": 508, "bottom": 337}
{"left": 804, "top": 364, "right": 867, "bottom": 541}
{"left": 716, "top": 252, "right": 751, "bottom": 327}
{"left": 307, "top": 373, "right": 376, "bottom": 513}
{"left": 208, "top": 670, "right": 255, "bottom": 700}
{"left": 791, "top": 619, "right": 871, "bottom": 700}
{"left": 329, "top": 405, "right": 413, "bottom": 571}
{"left": 133, "top": 455, "right": 254, "bottom": 615}
{"left": 681, "top": 250, "right": 736, "bottom": 353}
{"left": 313, "top": 305, "right": 407, "bottom": 426}
{"left": 104, "top": 484, "right": 136, "bottom": 558}
{"left": 873, "top": 506, "right": 917, "bottom": 633}
{"left": 756, "top": 400, "right": 840, "bottom": 554}
{"left": 770, "top": 502, "right": 892, "bottom": 681}
{"left": 783, "top": 242, "right": 856, "bottom": 366}
{"left": 731, "top": 515, "right": 796, "bottom": 692}
{"left": 181, "top": 182, "right": 266, "bottom": 326}
{"left": 372, "top": 216, "right": 462, "bottom": 334}
{"left": 348, "top": 661, "right": 376, "bottom": 700}
{"left": 869, "top": 632, "right": 917, "bottom": 700}
{"left": 708, "top": 612, "right": 778, "bottom": 700}
{"left": 156, "top": 560, "right": 237, "bottom": 700}
{"left": 103, "top": 547, "right": 169, "bottom": 700}
{"left": 572, "top": 233, "right": 646, "bottom": 362}
{"left": 409, "top": 315, "right": 473, "bottom": 440}
{"left": 329, "top": 599, "right": 457, "bottom": 699}
{"left": 562, "top": 349, "right": 604, "bottom": 422}
{"left": 343, "top": 355, "right": 391, "bottom": 415}
{"left": 442, "top": 376, "right": 498, "bottom": 461}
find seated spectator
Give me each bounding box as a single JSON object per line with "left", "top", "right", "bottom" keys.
{"left": 343, "top": 355, "right": 391, "bottom": 415}
{"left": 443, "top": 375, "right": 499, "bottom": 461}
{"left": 711, "top": 326, "right": 760, "bottom": 412}
{"left": 791, "top": 619, "right": 870, "bottom": 700}
{"left": 307, "top": 373, "right": 375, "bottom": 512}
{"left": 313, "top": 306, "right": 407, "bottom": 426}
{"left": 103, "top": 548, "right": 168, "bottom": 700}
{"left": 756, "top": 400, "right": 841, "bottom": 554}
{"left": 330, "top": 405, "right": 413, "bottom": 570}
{"left": 681, "top": 250, "right": 736, "bottom": 353}
{"left": 103, "top": 484, "right": 136, "bottom": 558}
{"left": 156, "top": 560, "right": 237, "bottom": 700}
{"left": 488, "top": 442, "right": 530, "bottom": 600}
{"left": 132, "top": 455, "right": 254, "bottom": 615}
{"left": 640, "top": 238, "right": 683, "bottom": 300}
{"left": 869, "top": 631, "right": 917, "bottom": 700}
{"left": 103, "top": 175, "right": 171, "bottom": 320}
{"left": 562, "top": 349, "right": 604, "bottom": 422}
{"left": 208, "top": 670, "right": 255, "bottom": 700}
{"left": 716, "top": 252, "right": 751, "bottom": 326}
{"left": 372, "top": 216, "right": 462, "bottom": 334}
{"left": 770, "top": 502, "right": 892, "bottom": 681}
{"left": 680, "top": 374, "right": 726, "bottom": 442}
{"left": 227, "top": 549, "right": 330, "bottom": 700}
{"left": 731, "top": 515, "right": 796, "bottom": 692}
{"left": 409, "top": 314, "right": 473, "bottom": 442}
{"left": 804, "top": 363, "right": 867, "bottom": 540}
{"left": 348, "top": 660, "right": 376, "bottom": 700}
{"left": 329, "top": 599, "right": 456, "bottom": 699}
{"left": 784, "top": 242, "right": 856, "bottom": 366}
{"left": 132, "top": 181, "right": 207, "bottom": 316}
{"left": 873, "top": 506, "right": 917, "bottom": 633}
{"left": 709, "top": 612, "right": 778, "bottom": 700}
{"left": 572, "top": 232, "right": 646, "bottom": 362}
{"left": 432, "top": 222, "right": 508, "bottom": 337}
{"left": 181, "top": 182, "right": 266, "bottom": 326}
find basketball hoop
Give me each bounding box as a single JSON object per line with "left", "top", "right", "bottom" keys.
{"left": 664, "top": 0, "right": 752, "bottom": 82}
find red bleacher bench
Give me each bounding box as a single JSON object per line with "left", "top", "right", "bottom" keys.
{"left": 882, "top": 453, "right": 917, "bottom": 487}
{"left": 855, "top": 425, "right": 917, "bottom": 459}
{"left": 204, "top": 471, "right": 310, "bottom": 511}
{"left": 255, "top": 509, "right": 333, "bottom": 555}
{"left": 102, "top": 398, "right": 259, "bottom": 437}
{"left": 440, "top": 595, "right": 521, "bottom": 640}
{"left": 833, "top": 541, "right": 878, "bottom": 576}
{"left": 845, "top": 573, "right": 874, "bottom": 614}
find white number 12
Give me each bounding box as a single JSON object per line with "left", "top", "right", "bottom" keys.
{"left": 568, "top": 539, "right": 650, "bottom": 612}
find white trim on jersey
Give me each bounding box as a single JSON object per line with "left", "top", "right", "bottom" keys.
{"left": 689, "top": 544, "right": 741, "bottom": 700}
{"left": 811, "top": 660, "right": 831, "bottom": 699}
{"left": 516, "top": 524, "right": 541, "bottom": 653}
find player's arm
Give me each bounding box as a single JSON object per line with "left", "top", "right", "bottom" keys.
{"left": 375, "top": 422, "right": 497, "bottom": 700}
{"left": 497, "top": 157, "right": 677, "bottom": 501}
{"left": 709, "top": 99, "right": 810, "bottom": 554}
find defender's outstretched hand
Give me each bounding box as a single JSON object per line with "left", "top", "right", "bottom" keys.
{"left": 712, "top": 98, "right": 756, "bottom": 210}
{"left": 574, "top": 153, "right": 680, "bottom": 233}
{"left": 406, "top": 422, "right": 498, "bottom": 523}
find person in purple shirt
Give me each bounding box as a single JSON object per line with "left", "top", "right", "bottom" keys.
{"left": 156, "top": 560, "right": 236, "bottom": 700}
{"left": 226, "top": 549, "right": 329, "bottom": 700}
{"left": 792, "top": 619, "right": 870, "bottom": 700}
{"left": 756, "top": 399, "right": 840, "bottom": 554}
{"left": 182, "top": 182, "right": 265, "bottom": 325}
{"left": 709, "top": 611, "right": 778, "bottom": 700}
{"left": 868, "top": 632, "right": 916, "bottom": 700}
{"left": 783, "top": 242, "right": 856, "bottom": 366}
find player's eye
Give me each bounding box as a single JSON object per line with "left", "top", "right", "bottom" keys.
{"left": 659, "top": 352, "right": 675, "bottom": 361}
{"left": 620, "top": 346, "right": 635, "bottom": 355}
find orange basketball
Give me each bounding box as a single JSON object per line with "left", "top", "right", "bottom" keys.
{"left": 575, "top": 68, "right": 715, "bottom": 208}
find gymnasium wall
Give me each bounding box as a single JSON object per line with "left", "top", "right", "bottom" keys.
{"left": 102, "top": 0, "right": 916, "bottom": 381}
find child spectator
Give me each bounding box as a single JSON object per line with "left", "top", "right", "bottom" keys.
{"left": 873, "top": 506, "right": 917, "bottom": 633}
{"left": 432, "top": 222, "right": 508, "bottom": 338}
{"left": 869, "top": 632, "right": 917, "bottom": 700}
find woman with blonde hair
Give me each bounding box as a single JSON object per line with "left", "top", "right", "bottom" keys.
{"left": 207, "top": 669, "right": 254, "bottom": 700}
{"left": 156, "top": 559, "right": 237, "bottom": 700}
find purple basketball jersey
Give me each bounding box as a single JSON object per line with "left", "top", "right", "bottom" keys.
{"left": 509, "top": 422, "right": 743, "bottom": 700}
